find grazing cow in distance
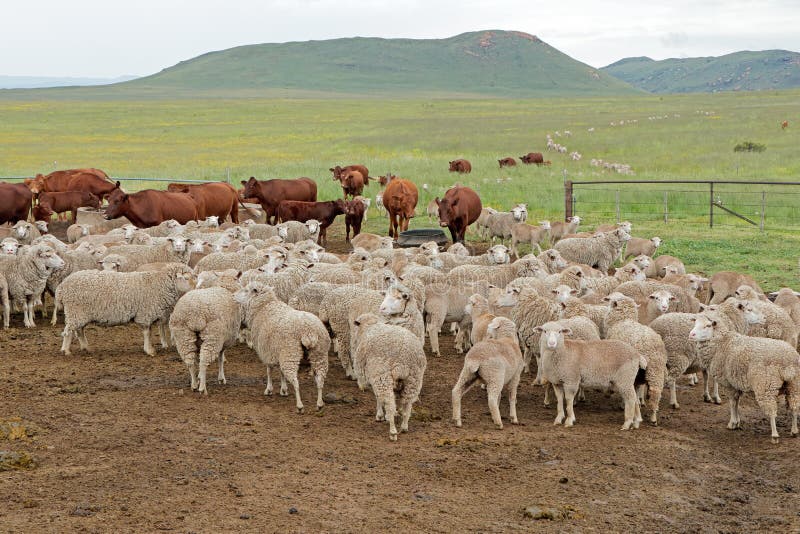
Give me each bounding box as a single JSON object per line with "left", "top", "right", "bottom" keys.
{"left": 520, "top": 152, "right": 545, "bottom": 165}
{"left": 383, "top": 177, "right": 418, "bottom": 239}
{"left": 449, "top": 159, "right": 472, "bottom": 173}
{"left": 498, "top": 157, "right": 517, "bottom": 168}
{"left": 782, "top": 120, "right": 789, "bottom": 130}
{"left": 436, "top": 186, "right": 482, "bottom": 244}
{"left": 337, "top": 170, "right": 369, "bottom": 200}
{"left": 240, "top": 176, "right": 318, "bottom": 225}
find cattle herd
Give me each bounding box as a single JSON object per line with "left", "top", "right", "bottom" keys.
{"left": 2, "top": 165, "right": 799, "bottom": 443}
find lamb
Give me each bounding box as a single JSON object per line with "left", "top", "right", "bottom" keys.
{"left": 143, "top": 219, "right": 184, "bottom": 237}
{"left": 614, "top": 280, "right": 701, "bottom": 321}
{"left": 604, "top": 295, "right": 668, "bottom": 424}
{"left": 447, "top": 255, "right": 539, "bottom": 288}
{"left": 536, "top": 321, "right": 645, "bottom": 430}
{"left": 486, "top": 205, "right": 528, "bottom": 244}
{"left": 465, "top": 294, "right": 495, "bottom": 345}
{"left": 645, "top": 289, "right": 677, "bottom": 324}
{"left": 595, "top": 221, "right": 632, "bottom": 234}
{"left": 240, "top": 221, "right": 279, "bottom": 240}
{"left": 104, "top": 237, "right": 190, "bottom": 271}
{"left": 240, "top": 262, "right": 312, "bottom": 303}
{"left": 288, "top": 282, "right": 338, "bottom": 317}
{"left": 734, "top": 285, "right": 798, "bottom": 347}
{"left": 510, "top": 221, "right": 551, "bottom": 259}
{"left": 554, "top": 228, "right": 630, "bottom": 273}
{"left": 559, "top": 297, "right": 607, "bottom": 336}
{"left": 194, "top": 245, "right": 270, "bottom": 273}
{"left": 422, "top": 280, "right": 492, "bottom": 356}
{"left": 11, "top": 221, "right": 42, "bottom": 246}
{"left": 474, "top": 207, "right": 497, "bottom": 239}
{"left": 630, "top": 254, "right": 656, "bottom": 278}
{"left": 234, "top": 282, "right": 329, "bottom": 413}
{"left": 350, "top": 232, "right": 394, "bottom": 252}
{"left": 537, "top": 249, "right": 569, "bottom": 274}
{"left": 277, "top": 219, "right": 321, "bottom": 244}
{"left": 548, "top": 216, "right": 581, "bottom": 244}
{"left": 0, "top": 245, "right": 65, "bottom": 328}
{"left": 773, "top": 288, "right": 800, "bottom": 330}
{"left": 582, "top": 263, "right": 645, "bottom": 300}
{"left": 624, "top": 237, "right": 662, "bottom": 259}
{"left": 169, "top": 283, "right": 241, "bottom": 395}
{"left": 66, "top": 224, "right": 92, "bottom": 244}
{"left": 432, "top": 245, "right": 511, "bottom": 272}
{"left": 495, "top": 286, "right": 560, "bottom": 376}
{"left": 653, "top": 255, "right": 685, "bottom": 278}
{"left": 661, "top": 272, "right": 707, "bottom": 297}
{"left": 351, "top": 313, "right": 426, "bottom": 440}
{"left": 54, "top": 263, "right": 194, "bottom": 355}
{"left": 689, "top": 312, "right": 800, "bottom": 442}
{"left": 451, "top": 317, "right": 524, "bottom": 429}
{"left": 708, "top": 271, "right": 764, "bottom": 304}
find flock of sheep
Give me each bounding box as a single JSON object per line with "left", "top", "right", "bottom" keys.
{"left": 2, "top": 200, "right": 799, "bottom": 443}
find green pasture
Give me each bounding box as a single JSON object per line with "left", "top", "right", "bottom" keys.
{"left": 0, "top": 90, "right": 798, "bottom": 288}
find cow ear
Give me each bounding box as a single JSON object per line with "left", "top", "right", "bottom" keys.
{"left": 115, "top": 181, "right": 121, "bottom": 188}
{"left": 434, "top": 197, "right": 440, "bottom": 206}
{"left": 240, "top": 180, "right": 247, "bottom": 186}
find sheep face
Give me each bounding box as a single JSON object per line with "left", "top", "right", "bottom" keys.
{"left": 187, "top": 238, "right": 207, "bottom": 253}
{"left": 379, "top": 286, "right": 411, "bottom": 316}
{"left": 173, "top": 268, "right": 194, "bottom": 294}
{"left": 689, "top": 315, "right": 716, "bottom": 341}
{"left": 204, "top": 216, "right": 220, "bottom": 227}
{"left": 35, "top": 221, "right": 48, "bottom": 234}
{"left": 122, "top": 224, "right": 138, "bottom": 241}
{"left": 569, "top": 216, "right": 582, "bottom": 225}
{"left": 276, "top": 225, "right": 289, "bottom": 239}
{"left": 419, "top": 242, "right": 439, "bottom": 257}
{"left": 742, "top": 302, "right": 766, "bottom": 326}
{"left": 487, "top": 245, "right": 510, "bottom": 265}
{"left": 495, "top": 287, "right": 520, "bottom": 308}
{"left": 511, "top": 204, "right": 528, "bottom": 222}
{"left": 545, "top": 250, "right": 568, "bottom": 270}
{"left": 648, "top": 290, "right": 676, "bottom": 314}
{"left": 166, "top": 236, "right": 187, "bottom": 253}
{"left": 100, "top": 256, "right": 124, "bottom": 272}
{"left": 536, "top": 323, "right": 572, "bottom": 349}
{"left": 540, "top": 220, "right": 551, "bottom": 231}
{"left": 305, "top": 220, "right": 321, "bottom": 235}
{"left": 618, "top": 221, "right": 633, "bottom": 234}
{"left": 734, "top": 285, "right": 759, "bottom": 301}
{"left": 34, "top": 246, "right": 65, "bottom": 270}
{"left": 651, "top": 237, "right": 662, "bottom": 248}
{"left": 13, "top": 222, "right": 33, "bottom": 239}
{"left": 379, "top": 237, "right": 394, "bottom": 250}
{"left": 1, "top": 239, "right": 20, "bottom": 255}
{"left": 164, "top": 220, "right": 183, "bottom": 235}
{"left": 552, "top": 285, "right": 577, "bottom": 304}
{"left": 632, "top": 255, "right": 651, "bottom": 271}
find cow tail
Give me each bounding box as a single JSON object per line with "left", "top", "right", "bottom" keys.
{"left": 237, "top": 196, "right": 263, "bottom": 218}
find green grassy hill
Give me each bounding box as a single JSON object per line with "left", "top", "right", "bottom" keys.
{"left": 602, "top": 50, "right": 800, "bottom": 93}
{"left": 0, "top": 30, "right": 639, "bottom": 99}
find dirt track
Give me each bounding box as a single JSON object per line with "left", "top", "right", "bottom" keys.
{"left": 2, "top": 222, "right": 800, "bottom": 531}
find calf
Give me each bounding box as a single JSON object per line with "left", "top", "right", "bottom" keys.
{"left": 520, "top": 152, "right": 544, "bottom": 165}
{"left": 276, "top": 199, "right": 346, "bottom": 245}
{"left": 344, "top": 199, "right": 366, "bottom": 242}
{"left": 498, "top": 157, "right": 517, "bottom": 168}
{"left": 449, "top": 159, "right": 472, "bottom": 173}
{"left": 33, "top": 191, "right": 100, "bottom": 223}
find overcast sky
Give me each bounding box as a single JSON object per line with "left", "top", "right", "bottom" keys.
{"left": 3, "top": 0, "right": 799, "bottom": 77}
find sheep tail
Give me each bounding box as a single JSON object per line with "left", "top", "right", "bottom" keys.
{"left": 301, "top": 332, "right": 319, "bottom": 350}
{"left": 639, "top": 354, "right": 648, "bottom": 370}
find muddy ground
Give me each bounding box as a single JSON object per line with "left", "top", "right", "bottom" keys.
{"left": 2, "top": 221, "right": 800, "bottom": 532}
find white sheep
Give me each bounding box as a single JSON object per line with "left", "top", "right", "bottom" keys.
{"left": 549, "top": 216, "right": 581, "bottom": 244}
{"left": 554, "top": 228, "right": 630, "bottom": 273}
{"left": 351, "top": 312, "right": 427, "bottom": 441}
{"left": 624, "top": 237, "right": 662, "bottom": 259}
{"left": 510, "top": 221, "right": 550, "bottom": 259}
{"left": 104, "top": 237, "right": 190, "bottom": 271}
{"left": 708, "top": 271, "right": 764, "bottom": 304}
{"left": 277, "top": 220, "right": 321, "bottom": 244}
{"left": 350, "top": 233, "right": 394, "bottom": 252}
{"left": 690, "top": 311, "right": 800, "bottom": 442}
{"left": 734, "top": 285, "right": 798, "bottom": 346}
{"left": 652, "top": 255, "right": 685, "bottom": 278}
{"left": 536, "top": 321, "right": 645, "bottom": 430}
{"left": 54, "top": 263, "right": 193, "bottom": 355}
{"left": 0, "top": 245, "right": 65, "bottom": 328}
{"left": 143, "top": 219, "right": 184, "bottom": 237}
{"left": 485, "top": 205, "right": 528, "bottom": 244}
{"left": 11, "top": 221, "right": 42, "bottom": 245}
{"left": 234, "top": 282, "right": 329, "bottom": 412}
{"left": 452, "top": 317, "right": 524, "bottom": 429}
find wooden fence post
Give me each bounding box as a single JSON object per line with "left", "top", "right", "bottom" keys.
{"left": 564, "top": 181, "right": 573, "bottom": 221}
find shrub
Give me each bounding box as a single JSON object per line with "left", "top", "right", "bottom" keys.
{"left": 734, "top": 141, "right": 766, "bottom": 153}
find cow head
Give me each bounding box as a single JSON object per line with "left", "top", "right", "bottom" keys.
{"left": 330, "top": 166, "right": 344, "bottom": 181}
{"left": 28, "top": 174, "right": 46, "bottom": 194}
{"left": 435, "top": 196, "right": 455, "bottom": 228}
{"left": 344, "top": 200, "right": 362, "bottom": 216}
{"left": 32, "top": 205, "right": 53, "bottom": 221}
{"left": 240, "top": 177, "right": 259, "bottom": 199}
{"left": 104, "top": 183, "right": 127, "bottom": 220}
{"left": 448, "top": 161, "right": 457, "bottom": 171}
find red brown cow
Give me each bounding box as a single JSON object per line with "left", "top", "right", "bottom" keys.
{"left": 383, "top": 178, "right": 418, "bottom": 239}
{"left": 337, "top": 170, "right": 369, "bottom": 199}
{"left": 241, "top": 176, "right": 317, "bottom": 225}
{"left": 28, "top": 168, "right": 117, "bottom": 202}
{"left": 378, "top": 174, "right": 396, "bottom": 187}
{"left": 344, "top": 199, "right": 366, "bottom": 242}
{"left": 448, "top": 159, "right": 472, "bottom": 173}
{"left": 330, "top": 164, "right": 370, "bottom": 183}
{"left": 782, "top": 120, "right": 789, "bottom": 130}
{"left": 0, "top": 182, "right": 33, "bottom": 225}
{"left": 520, "top": 152, "right": 545, "bottom": 165}
{"left": 498, "top": 157, "right": 517, "bottom": 168}
{"left": 276, "top": 199, "right": 346, "bottom": 245}
{"left": 104, "top": 183, "right": 198, "bottom": 228}
{"left": 167, "top": 182, "right": 257, "bottom": 223}
{"left": 436, "top": 186, "right": 482, "bottom": 244}
{"left": 33, "top": 191, "right": 100, "bottom": 223}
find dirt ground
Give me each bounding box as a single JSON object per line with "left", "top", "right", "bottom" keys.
{"left": 2, "top": 221, "right": 800, "bottom": 532}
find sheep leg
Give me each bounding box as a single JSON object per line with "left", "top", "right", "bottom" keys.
{"left": 3, "top": 292, "right": 9, "bottom": 329}
{"left": 451, "top": 370, "right": 479, "bottom": 427}
{"left": 314, "top": 369, "right": 325, "bottom": 410}
{"left": 668, "top": 378, "right": 680, "bottom": 409}
{"left": 279, "top": 371, "right": 289, "bottom": 397}
{"left": 533, "top": 355, "right": 543, "bottom": 385}
{"left": 487, "top": 381, "right": 504, "bottom": 430}
{"left": 712, "top": 379, "right": 721, "bottom": 404}
{"left": 522, "top": 347, "right": 530, "bottom": 374}
{"left": 507, "top": 371, "right": 521, "bottom": 425}
{"left": 563, "top": 383, "right": 578, "bottom": 427}
{"left": 218, "top": 352, "right": 226, "bottom": 385}
{"left": 552, "top": 384, "right": 565, "bottom": 425}
{"left": 688, "top": 373, "right": 699, "bottom": 386}
{"left": 60, "top": 326, "right": 75, "bottom": 356}
{"left": 577, "top": 386, "right": 586, "bottom": 403}
{"left": 142, "top": 325, "right": 156, "bottom": 356}
{"left": 24, "top": 298, "right": 35, "bottom": 328}
{"left": 77, "top": 327, "right": 89, "bottom": 351}
{"left": 384, "top": 392, "right": 398, "bottom": 441}
{"left": 280, "top": 365, "right": 303, "bottom": 413}
{"left": 637, "top": 384, "right": 646, "bottom": 406}
{"left": 543, "top": 382, "right": 552, "bottom": 407}
{"left": 264, "top": 366, "right": 273, "bottom": 396}
{"left": 726, "top": 390, "right": 742, "bottom": 429}
{"left": 159, "top": 319, "right": 171, "bottom": 348}
{"left": 187, "top": 359, "right": 198, "bottom": 391}
{"left": 620, "top": 386, "right": 637, "bottom": 430}
{"left": 375, "top": 397, "right": 385, "bottom": 421}
{"left": 398, "top": 394, "right": 415, "bottom": 434}
{"left": 633, "top": 398, "right": 642, "bottom": 429}
{"left": 426, "top": 313, "right": 444, "bottom": 357}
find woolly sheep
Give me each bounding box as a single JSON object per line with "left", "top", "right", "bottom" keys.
{"left": 11, "top": 221, "right": 42, "bottom": 245}
{"left": 653, "top": 255, "right": 685, "bottom": 278}
{"left": 143, "top": 219, "right": 184, "bottom": 237}
{"left": 350, "top": 233, "right": 394, "bottom": 252}
{"left": 734, "top": 285, "right": 798, "bottom": 347}
{"left": 277, "top": 219, "right": 321, "bottom": 244}
{"left": 234, "top": 282, "right": 329, "bottom": 413}
{"left": 537, "top": 249, "right": 569, "bottom": 274}
{"left": 446, "top": 254, "right": 537, "bottom": 289}
{"left": 288, "top": 282, "right": 338, "bottom": 317}
{"left": 194, "top": 245, "right": 270, "bottom": 273}
{"left": 170, "top": 283, "right": 241, "bottom": 394}
{"left": 559, "top": 296, "right": 607, "bottom": 336}
{"left": 554, "top": 228, "right": 630, "bottom": 273}
{"left": 240, "top": 221, "right": 279, "bottom": 240}
{"left": 485, "top": 205, "right": 528, "bottom": 244}
{"left": 54, "top": 263, "right": 193, "bottom": 355}
{"left": 446, "top": 242, "right": 469, "bottom": 256}
{"left": 548, "top": 216, "right": 581, "bottom": 243}
{"left": 536, "top": 321, "right": 644, "bottom": 430}
{"left": 582, "top": 263, "right": 645, "bottom": 300}
{"left": 104, "top": 237, "right": 190, "bottom": 271}
{"left": 773, "top": 288, "right": 800, "bottom": 330}
{"left": 709, "top": 271, "right": 764, "bottom": 304}
{"left": 690, "top": 312, "right": 800, "bottom": 442}
{"left": 422, "top": 279, "right": 491, "bottom": 356}
{"left": 614, "top": 280, "right": 701, "bottom": 322}
{"left": 351, "top": 312, "right": 426, "bottom": 441}
{"left": 451, "top": 317, "right": 524, "bottom": 429}
{"left": 0, "top": 245, "right": 65, "bottom": 328}
{"left": 510, "top": 221, "right": 550, "bottom": 259}
{"left": 624, "top": 237, "right": 662, "bottom": 259}
{"left": 661, "top": 272, "right": 708, "bottom": 297}
{"left": 604, "top": 295, "right": 668, "bottom": 424}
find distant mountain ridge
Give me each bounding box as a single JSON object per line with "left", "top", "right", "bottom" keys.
{"left": 601, "top": 50, "right": 800, "bottom": 93}
{"left": 0, "top": 75, "right": 138, "bottom": 89}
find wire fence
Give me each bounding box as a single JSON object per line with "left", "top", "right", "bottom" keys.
{"left": 565, "top": 180, "right": 800, "bottom": 231}
{"left": 0, "top": 176, "right": 228, "bottom": 191}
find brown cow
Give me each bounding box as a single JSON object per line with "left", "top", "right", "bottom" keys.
{"left": 28, "top": 168, "right": 117, "bottom": 202}
{"left": 0, "top": 183, "right": 33, "bottom": 225}
{"left": 104, "top": 183, "right": 198, "bottom": 228}
{"left": 383, "top": 178, "right": 418, "bottom": 239}
{"left": 33, "top": 191, "right": 100, "bottom": 223}
{"left": 276, "top": 199, "right": 346, "bottom": 245}
{"left": 782, "top": 120, "right": 789, "bottom": 130}
{"left": 520, "top": 152, "right": 545, "bottom": 165}
{"left": 167, "top": 182, "right": 258, "bottom": 223}
{"left": 498, "top": 157, "right": 517, "bottom": 168}
{"left": 448, "top": 159, "right": 472, "bottom": 173}
{"left": 436, "top": 186, "right": 482, "bottom": 244}
{"left": 241, "top": 176, "right": 317, "bottom": 225}
{"left": 344, "top": 199, "right": 366, "bottom": 242}
{"left": 378, "top": 174, "right": 396, "bottom": 187}
{"left": 330, "top": 164, "right": 370, "bottom": 183}
{"left": 337, "top": 170, "right": 369, "bottom": 199}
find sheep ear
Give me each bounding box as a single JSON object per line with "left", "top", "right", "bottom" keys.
{"left": 648, "top": 294, "right": 656, "bottom": 300}
{"left": 534, "top": 326, "right": 544, "bottom": 333}
{"left": 711, "top": 320, "right": 717, "bottom": 327}
{"left": 353, "top": 319, "right": 361, "bottom": 327}
{"left": 559, "top": 302, "right": 566, "bottom": 309}
{"left": 611, "top": 301, "right": 618, "bottom": 308}
{"left": 570, "top": 289, "right": 578, "bottom": 295}
{"left": 551, "top": 289, "right": 558, "bottom": 295}
{"left": 561, "top": 328, "right": 573, "bottom": 336}
{"left": 670, "top": 295, "right": 677, "bottom": 301}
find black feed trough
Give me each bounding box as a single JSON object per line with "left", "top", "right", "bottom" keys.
{"left": 396, "top": 228, "right": 449, "bottom": 248}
